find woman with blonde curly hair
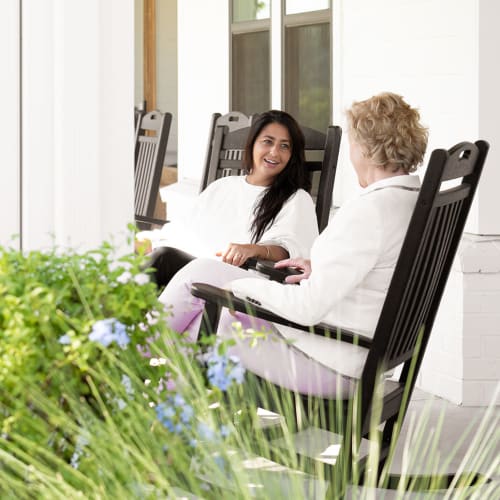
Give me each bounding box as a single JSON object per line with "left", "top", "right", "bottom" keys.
{"left": 159, "top": 92, "right": 428, "bottom": 397}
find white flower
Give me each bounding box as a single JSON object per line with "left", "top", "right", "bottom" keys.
{"left": 149, "top": 357, "right": 167, "bottom": 367}
{"left": 117, "top": 271, "right": 132, "bottom": 284}
{"left": 134, "top": 273, "right": 150, "bottom": 285}
{"left": 109, "top": 260, "right": 132, "bottom": 272}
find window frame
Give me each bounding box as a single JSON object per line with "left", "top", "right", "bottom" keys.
{"left": 281, "top": 2, "right": 332, "bottom": 126}
{"left": 229, "top": 2, "right": 271, "bottom": 112}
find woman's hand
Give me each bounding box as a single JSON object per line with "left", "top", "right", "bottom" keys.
{"left": 274, "top": 258, "right": 312, "bottom": 284}
{"left": 135, "top": 237, "right": 152, "bottom": 255}
{"left": 219, "top": 243, "right": 259, "bottom": 267}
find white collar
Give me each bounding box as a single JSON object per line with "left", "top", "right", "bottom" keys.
{"left": 362, "top": 174, "right": 421, "bottom": 195}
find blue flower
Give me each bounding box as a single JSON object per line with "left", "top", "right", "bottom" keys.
{"left": 220, "top": 425, "right": 231, "bottom": 438}
{"left": 156, "top": 403, "right": 176, "bottom": 432}
{"left": 214, "top": 454, "right": 228, "bottom": 474}
{"left": 89, "top": 319, "right": 116, "bottom": 347}
{"left": 58, "top": 334, "right": 71, "bottom": 345}
{"left": 180, "top": 405, "right": 194, "bottom": 424}
{"left": 70, "top": 433, "right": 90, "bottom": 469}
{"left": 205, "top": 349, "right": 246, "bottom": 391}
{"left": 89, "top": 318, "right": 130, "bottom": 348}
{"left": 114, "top": 328, "right": 131, "bottom": 349}
{"left": 156, "top": 396, "right": 195, "bottom": 437}
{"left": 173, "top": 393, "right": 186, "bottom": 408}
{"left": 121, "top": 374, "right": 134, "bottom": 396}
{"left": 197, "top": 422, "right": 216, "bottom": 442}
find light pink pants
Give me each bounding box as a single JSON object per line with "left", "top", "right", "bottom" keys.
{"left": 158, "top": 258, "right": 357, "bottom": 398}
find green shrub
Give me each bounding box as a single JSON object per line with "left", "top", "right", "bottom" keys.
{"left": 0, "top": 241, "right": 159, "bottom": 448}
{"left": 0, "top": 240, "right": 497, "bottom": 498}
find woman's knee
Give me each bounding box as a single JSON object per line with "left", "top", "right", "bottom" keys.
{"left": 175, "top": 258, "right": 250, "bottom": 287}
{"left": 146, "top": 246, "right": 194, "bottom": 287}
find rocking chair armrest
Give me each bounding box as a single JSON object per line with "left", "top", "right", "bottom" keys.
{"left": 190, "top": 282, "right": 372, "bottom": 349}
{"left": 254, "top": 259, "right": 302, "bottom": 283}
{"left": 135, "top": 214, "right": 168, "bottom": 227}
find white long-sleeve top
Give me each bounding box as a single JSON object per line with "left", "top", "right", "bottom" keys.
{"left": 140, "top": 175, "right": 318, "bottom": 259}
{"left": 230, "top": 174, "right": 421, "bottom": 339}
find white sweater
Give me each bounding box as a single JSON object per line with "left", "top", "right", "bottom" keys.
{"left": 230, "top": 175, "right": 421, "bottom": 338}
{"left": 140, "top": 175, "right": 318, "bottom": 259}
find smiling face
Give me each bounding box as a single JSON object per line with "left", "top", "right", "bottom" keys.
{"left": 247, "top": 122, "right": 292, "bottom": 186}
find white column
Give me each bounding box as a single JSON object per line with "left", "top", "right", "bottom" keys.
{"left": 0, "top": 0, "right": 21, "bottom": 248}
{"left": 475, "top": 0, "right": 500, "bottom": 235}
{"left": 165, "top": 0, "right": 230, "bottom": 218}
{"left": 177, "top": 0, "right": 229, "bottom": 183}
{"left": 419, "top": 0, "right": 500, "bottom": 406}
{"left": 21, "top": 0, "right": 135, "bottom": 252}
{"left": 22, "top": 0, "right": 56, "bottom": 250}
{"left": 457, "top": 0, "right": 500, "bottom": 405}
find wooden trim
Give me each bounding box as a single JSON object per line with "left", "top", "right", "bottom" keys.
{"left": 144, "top": 0, "right": 156, "bottom": 111}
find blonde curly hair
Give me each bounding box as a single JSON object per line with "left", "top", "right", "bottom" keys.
{"left": 346, "top": 92, "right": 428, "bottom": 173}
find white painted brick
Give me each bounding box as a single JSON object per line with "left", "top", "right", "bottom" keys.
{"left": 463, "top": 359, "right": 500, "bottom": 380}
{"left": 463, "top": 313, "right": 500, "bottom": 336}
{"left": 463, "top": 273, "right": 500, "bottom": 292}
{"left": 423, "top": 350, "right": 463, "bottom": 380}
{"left": 481, "top": 335, "right": 500, "bottom": 358}
{"left": 462, "top": 380, "right": 500, "bottom": 407}
{"left": 419, "top": 371, "right": 463, "bottom": 405}
{"left": 463, "top": 293, "right": 486, "bottom": 313}
{"left": 482, "top": 382, "right": 500, "bottom": 406}
{"left": 417, "top": 367, "right": 437, "bottom": 396}
{"left": 440, "top": 332, "right": 462, "bottom": 359}
{"left": 478, "top": 292, "right": 500, "bottom": 313}
{"left": 459, "top": 238, "right": 500, "bottom": 273}
{"left": 462, "top": 381, "right": 486, "bottom": 406}
{"left": 463, "top": 291, "right": 500, "bottom": 314}
{"left": 462, "top": 336, "right": 482, "bottom": 359}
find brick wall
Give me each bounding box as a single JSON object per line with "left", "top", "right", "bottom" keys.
{"left": 419, "top": 235, "right": 500, "bottom": 406}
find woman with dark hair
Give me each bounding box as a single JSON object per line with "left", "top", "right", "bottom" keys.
{"left": 158, "top": 92, "right": 429, "bottom": 392}
{"left": 140, "top": 110, "right": 318, "bottom": 287}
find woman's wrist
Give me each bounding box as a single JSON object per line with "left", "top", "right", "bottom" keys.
{"left": 258, "top": 244, "right": 271, "bottom": 260}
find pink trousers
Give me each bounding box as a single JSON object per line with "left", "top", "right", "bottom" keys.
{"left": 158, "top": 258, "right": 359, "bottom": 398}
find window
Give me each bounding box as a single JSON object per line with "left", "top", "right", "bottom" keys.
{"left": 284, "top": 1, "right": 331, "bottom": 131}
{"left": 233, "top": 0, "right": 270, "bottom": 22}
{"left": 229, "top": 0, "right": 332, "bottom": 127}
{"left": 230, "top": 1, "right": 271, "bottom": 114}
{"left": 286, "top": 0, "right": 329, "bottom": 15}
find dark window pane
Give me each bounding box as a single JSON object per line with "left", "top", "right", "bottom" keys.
{"left": 285, "top": 23, "right": 330, "bottom": 131}
{"left": 232, "top": 31, "right": 270, "bottom": 114}
{"left": 232, "top": 0, "right": 270, "bottom": 22}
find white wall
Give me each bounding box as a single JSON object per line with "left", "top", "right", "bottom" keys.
{"left": 22, "top": 0, "right": 57, "bottom": 249}
{"left": 336, "top": 0, "right": 500, "bottom": 405}
{"left": 135, "top": 0, "right": 144, "bottom": 107}
{"left": 0, "top": 0, "right": 21, "bottom": 248}
{"left": 177, "top": 0, "right": 230, "bottom": 181}
{"left": 336, "top": 0, "right": 478, "bottom": 203}
{"left": 3, "top": 0, "right": 135, "bottom": 252}
{"left": 477, "top": 0, "right": 500, "bottom": 234}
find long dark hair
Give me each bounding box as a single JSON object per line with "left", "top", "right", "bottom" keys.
{"left": 243, "top": 110, "right": 310, "bottom": 243}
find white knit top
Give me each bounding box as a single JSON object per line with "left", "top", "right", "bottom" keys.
{"left": 140, "top": 175, "right": 318, "bottom": 259}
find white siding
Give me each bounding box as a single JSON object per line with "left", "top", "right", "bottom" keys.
{"left": 0, "top": 0, "right": 21, "bottom": 248}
